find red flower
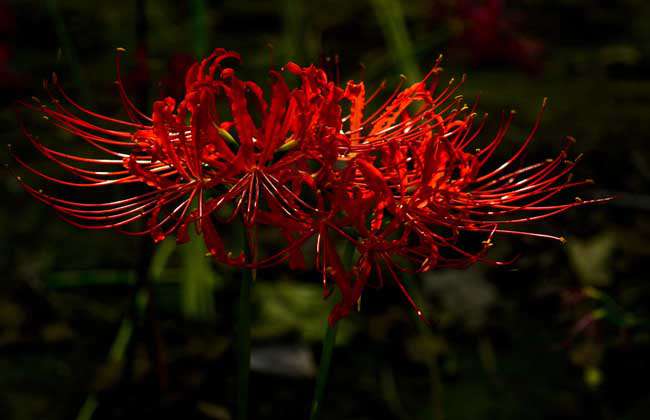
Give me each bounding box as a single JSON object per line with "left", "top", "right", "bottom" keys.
{"left": 14, "top": 48, "right": 609, "bottom": 326}
{"left": 13, "top": 48, "right": 345, "bottom": 267}
{"left": 13, "top": 49, "right": 224, "bottom": 252}
{"left": 322, "top": 59, "right": 610, "bottom": 324}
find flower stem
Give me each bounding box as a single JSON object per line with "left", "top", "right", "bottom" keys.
{"left": 237, "top": 228, "right": 256, "bottom": 420}
{"left": 309, "top": 321, "right": 338, "bottom": 420}
{"left": 310, "top": 241, "right": 355, "bottom": 420}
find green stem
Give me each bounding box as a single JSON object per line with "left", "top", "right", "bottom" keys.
{"left": 75, "top": 297, "right": 137, "bottom": 420}
{"left": 237, "top": 228, "right": 256, "bottom": 420}
{"left": 408, "top": 280, "right": 444, "bottom": 420}
{"left": 309, "top": 241, "right": 355, "bottom": 420}
{"left": 371, "top": 0, "right": 421, "bottom": 81}
{"left": 309, "top": 322, "right": 338, "bottom": 420}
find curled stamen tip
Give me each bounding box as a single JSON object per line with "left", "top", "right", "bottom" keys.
{"left": 15, "top": 176, "right": 22, "bottom": 182}
{"left": 510, "top": 109, "right": 517, "bottom": 115}
{"left": 585, "top": 178, "right": 595, "bottom": 184}
{"left": 542, "top": 97, "right": 549, "bottom": 107}
{"left": 399, "top": 74, "right": 407, "bottom": 81}
{"left": 51, "top": 72, "right": 58, "bottom": 83}
{"left": 116, "top": 47, "right": 127, "bottom": 52}
{"left": 575, "top": 197, "right": 584, "bottom": 203}
{"left": 559, "top": 237, "right": 567, "bottom": 244}
{"left": 566, "top": 136, "right": 577, "bottom": 143}
{"left": 31, "top": 96, "right": 40, "bottom": 103}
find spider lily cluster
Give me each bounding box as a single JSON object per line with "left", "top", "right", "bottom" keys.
{"left": 13, "top": 48, "right": 608, "bottom": 324}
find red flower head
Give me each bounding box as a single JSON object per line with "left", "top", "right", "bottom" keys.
{"left": 12, "top": 48, "right": 345, "bottom": 267}
{"left": 13, "top": 48, "right": 609, "bottom": 326}
{"left": 322, "top": 58, "right": 611, "bottom": 324}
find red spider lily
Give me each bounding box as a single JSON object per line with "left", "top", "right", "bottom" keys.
{"left": 320, "top": 58, "right": 611, "bottom": 324}
{"left": 12, "top": 48, "right": 345, "bottom": 267}
{"left": 14, "top": 48, "right": 610, "bottom": 326}
{"left": 176, "top": 53, "right": 347, "bottom": 265}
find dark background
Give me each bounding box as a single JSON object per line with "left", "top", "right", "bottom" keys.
{"left": 1, "top": 0, "right": 649, "bottom": 419}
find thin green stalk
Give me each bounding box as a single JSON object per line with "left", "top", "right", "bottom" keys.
{"left": 74, "top": 239, "right": 174, "bottom": 420}
{"left": 309, "top": 322, "right": 338, "bottom": 420}
{"left": 237, "top": 228, "right": 256, "bottom": 420}
{"left": 371, "top": 0, "right": 421, "bottom": 81}
{"left": 408, "top": 281, "right": 444, "bottom": 420}
{"left": 75, "top": 296, "right": 138, "bottom": 420}
{"left": 309, "top": 242, "right": 355, "bottom": 420}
